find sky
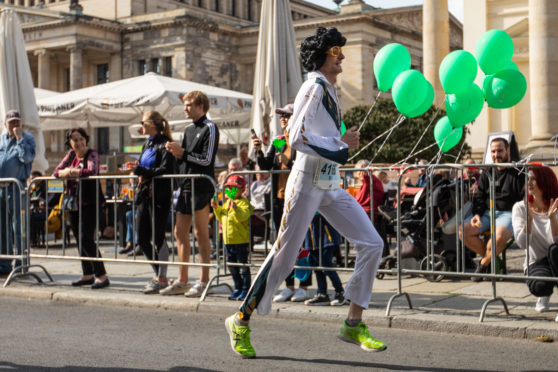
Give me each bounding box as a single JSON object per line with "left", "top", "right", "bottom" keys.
{"left": 305, "top": 0, "right": 464, "bottom": 23}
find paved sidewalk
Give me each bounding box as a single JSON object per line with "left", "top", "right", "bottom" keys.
{"left": 2, "top": 243, "right": 558, "bottom": 342}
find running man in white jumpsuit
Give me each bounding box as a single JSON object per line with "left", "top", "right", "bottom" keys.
{"left": 225, "top": 27, "right": 386, "bottom": 358}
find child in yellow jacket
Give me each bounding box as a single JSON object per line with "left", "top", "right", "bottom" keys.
{"left": 211, "top": 175, "right": 253, "bottom": 300}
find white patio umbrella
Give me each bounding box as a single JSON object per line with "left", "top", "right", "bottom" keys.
{"left": 250, "top": 0, "right": 302, "bottom": 143}
{"left": 37, "top": 72, "right": 253, "bottom": 137}
{"left": 0, "top": 9, "right": 48, "bottom": 172}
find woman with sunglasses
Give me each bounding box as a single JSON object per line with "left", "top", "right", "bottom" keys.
{"left": 512, "top": 166, "right": 558, "bottom": 321}
{"left": 126, "top": 111, "right": 175, "bottom": 294}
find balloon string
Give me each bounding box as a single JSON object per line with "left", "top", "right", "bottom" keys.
{"left": 396, "top": 107, "right": 440, "bottom": 166}
{"left": 454, "top": 139, "right": 466, "bottom": 163}
{"left": 368, "top": 114, "right": 406, "bottom": 165}
{"left": 393, "top": 142, "right": 438, "bottom": 167}
{"left": 349, "top": 114, "right": 405, "bottom": 162}
{"left": 357, "top": 91, "right": 382, "bottom": 132}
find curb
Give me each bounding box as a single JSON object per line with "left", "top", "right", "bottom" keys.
{"left": 2, "top": 284, "right": 557, "bottom": 341}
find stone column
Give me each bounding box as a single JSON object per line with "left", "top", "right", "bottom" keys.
{"left": 67, "top": 45, "right": 83, "bottom": 91}
{"left": 422, "top": 0, "right": 449, "bottom": 107}
{"left": 34, "top": 49, "right": 50, "bottom": 89}
{"left": 528, "top": 0, "right": 558, "bottom": 149}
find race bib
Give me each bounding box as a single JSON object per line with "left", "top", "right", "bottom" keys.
{"left": 313, "top": 160, "right": 340, "bottom": 190}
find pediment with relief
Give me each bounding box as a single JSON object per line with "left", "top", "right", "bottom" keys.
{"left": 5, "top": 8, "right": 63, "bottom": 27}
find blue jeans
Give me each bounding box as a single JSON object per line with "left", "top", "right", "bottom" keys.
{"left": 125, "top": 209, "right": 137, "bottom": 244}
{"left": 226, "top": 243, "right": 251, "bottom": 291}
{"left": 0, "top": 184, "right": 23, "bottom": 273}
{"left": 305, "top": 214, "right": 344, "bottom": 295}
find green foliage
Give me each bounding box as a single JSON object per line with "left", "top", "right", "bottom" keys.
{"left": 342, "top": 99, "right": 471, "bottom": 164}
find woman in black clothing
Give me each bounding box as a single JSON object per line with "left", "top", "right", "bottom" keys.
{"left": 54, "top": 128, "right": 109, "bottom": 289}
{"left": 127, "top": 111, "right": 175, "bottom": 294}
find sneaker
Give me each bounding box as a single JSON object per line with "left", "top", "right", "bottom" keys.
{"left": 330, "top": 291, "right": 349, "bottom": 306}
{"left": 159, "top": 281, "right": 190, "bottom": 296}
{"left": 273, "top": 287, "right": 294, "bottom": 302}
{"left": 237, "top": 290, "right": 248, "bottom": 301}
{"left": 338, "top": 321, "right": 387, "bottom": 352}
{"left": 291, "top": 288, "right": 308, "bottom": 302}
{"left": 229, "top": 289, "right": 242, "bottom": 300}
{"left": 185, "top": 280, "right": 207, "bottom": 298}
{"left": 127, "top": 246, "right": 143, "bottom": 257}
{"left": 304, "top": 293, "right": 330, "bottom": 306}
{"left": 225, "top": 313, "right": 256, "bottom": 358}
{"left": 143, "top": 279, "right": 168, "bottom": 295}
{"left": 118, "top": 243, "right": 133, "bottom": 255}
{"left": 471, "top": 262, "right": 490, "bottom": 282}
{"left": 535, "top": 296, "right": 550, "bottom": 313}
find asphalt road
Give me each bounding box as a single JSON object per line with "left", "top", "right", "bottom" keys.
{"left": 1, "top": 297, "right": 557, "bottom": 371}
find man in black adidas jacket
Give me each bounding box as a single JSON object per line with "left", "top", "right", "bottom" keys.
{"left": 164, "top": 90, "right": 219, "bottom": 297}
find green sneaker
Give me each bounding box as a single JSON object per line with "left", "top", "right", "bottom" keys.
{"left": 225, "top": 313, "right": 256, "bottom": 358}
{"left": 338, "top": 321, "right": 387, "bottom": 352}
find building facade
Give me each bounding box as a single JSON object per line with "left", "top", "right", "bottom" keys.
{"left": 463, "top": 0, "right": 556, "bottom": 160}
{"left": 0, "top": 0, "right": 463, "bottom": 167}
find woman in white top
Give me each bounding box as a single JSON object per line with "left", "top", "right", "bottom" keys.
{"left": 512, "top": 166, "right": 558, "bottom": 317}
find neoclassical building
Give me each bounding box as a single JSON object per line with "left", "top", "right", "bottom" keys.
{"left": 0, "top": 0, "right": 463, "bottom": 166}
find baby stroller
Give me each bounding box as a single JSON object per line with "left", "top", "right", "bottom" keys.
{"left": 377, "top": 173, "right": 458, "bottom": 282}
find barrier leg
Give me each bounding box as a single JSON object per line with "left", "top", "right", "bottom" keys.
{"left": 3, "top": 264, "right": 54, "bottom": 287}
{"left": 479, "top": 296, "right": 510, "bottom": 323}
{"left": 200, "top": 272, "right": 233, "bottom": 302}
{"left": 385, "top": 292, "right": 413, "bottom": 316}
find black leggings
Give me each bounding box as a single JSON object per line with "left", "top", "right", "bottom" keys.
{"left": 136, "top": 199, "right": 171, "bottom": 278}
{"left": 70, "top": 206, "right": 106, "bottom": 277}
{"left": 526, "top": 243, "right": 558, "bottom": 297}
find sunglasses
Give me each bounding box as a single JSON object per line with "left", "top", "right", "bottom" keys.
{"left": 326, "top": 46, "right": 343, "bottom": 57}
{"left": 280, "top": 113, "right": 291, "bottom": 119}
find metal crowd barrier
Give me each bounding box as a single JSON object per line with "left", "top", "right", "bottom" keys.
{"left": 4, "top": 161, "right": 558, "bottom": 321}
{"left": 7, "top": 174, "right": 227, "bottom": 300}
{"left": 385, "top": 161, "right": 558, "bottom": 322}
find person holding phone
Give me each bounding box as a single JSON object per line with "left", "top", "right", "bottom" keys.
{"left": 251, "top": 103, "right": 312, "bottom": 303}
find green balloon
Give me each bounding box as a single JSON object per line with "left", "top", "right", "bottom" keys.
{"left": 405, "top": 80, "right": 434, "bottom": 118}
{"left": 439, "top": 50, "right": 478, "bottom": 94}
{"left": 434, "top": 116, "right": 463, "bottom": 153}
{"left": 483, "top": 69, "right": 527, "bottom": 109}
{"left": 503, "top": 60, "right": 519, "bottom": 71}
{"left": 475, "top": 29, "right": 514, "bottom": 75}
{"left": 373, "top": 43, "right": 411, "bottom": 92}
{"left": 392, "top": 70, "right": 428, "bottom": 117}
{"left": 445, "top": 83, "right": 484, "bottom": 127}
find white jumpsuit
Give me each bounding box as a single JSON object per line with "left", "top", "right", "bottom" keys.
{"left": 239, "top": 71, "right": 384, "bottom": 318}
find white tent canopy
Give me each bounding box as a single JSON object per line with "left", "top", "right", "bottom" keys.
{"left": 37, "top": 72, "right": 253, "bottom": 145}
{"left": 34, "top": 88, "right": 59, "bottom": 101}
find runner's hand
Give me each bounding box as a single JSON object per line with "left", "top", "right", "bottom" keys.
{"left": 341, "top": 126, "right": 359, "bottom": 149}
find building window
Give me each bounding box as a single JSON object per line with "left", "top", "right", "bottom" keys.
{"left": 150, "top": 58, "right": 160, "bottom": 74}
{"left": 163, "top": 57, "right": 172, "bottom": 77}
{"left": 215, "top": 0, "right": 219, "bottom": 12}
{"left": 231, "top": 0, "right": 235, "bottom": 17}
{"left": 247, "top": 0, "right": 252, "bottom": 21}
{"left": 96, "top": 63, "right": 109, "bottom": 84}
{"left": 138, "top": 60, "right": 147, "bottom": 75}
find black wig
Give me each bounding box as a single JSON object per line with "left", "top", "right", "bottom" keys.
{"left": 300, "top": 27, "right": 346, "bottom": 72}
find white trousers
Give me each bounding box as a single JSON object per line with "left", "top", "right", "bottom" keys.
{"left": 243, "top": 169, "right": 384, "bottom": 316}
